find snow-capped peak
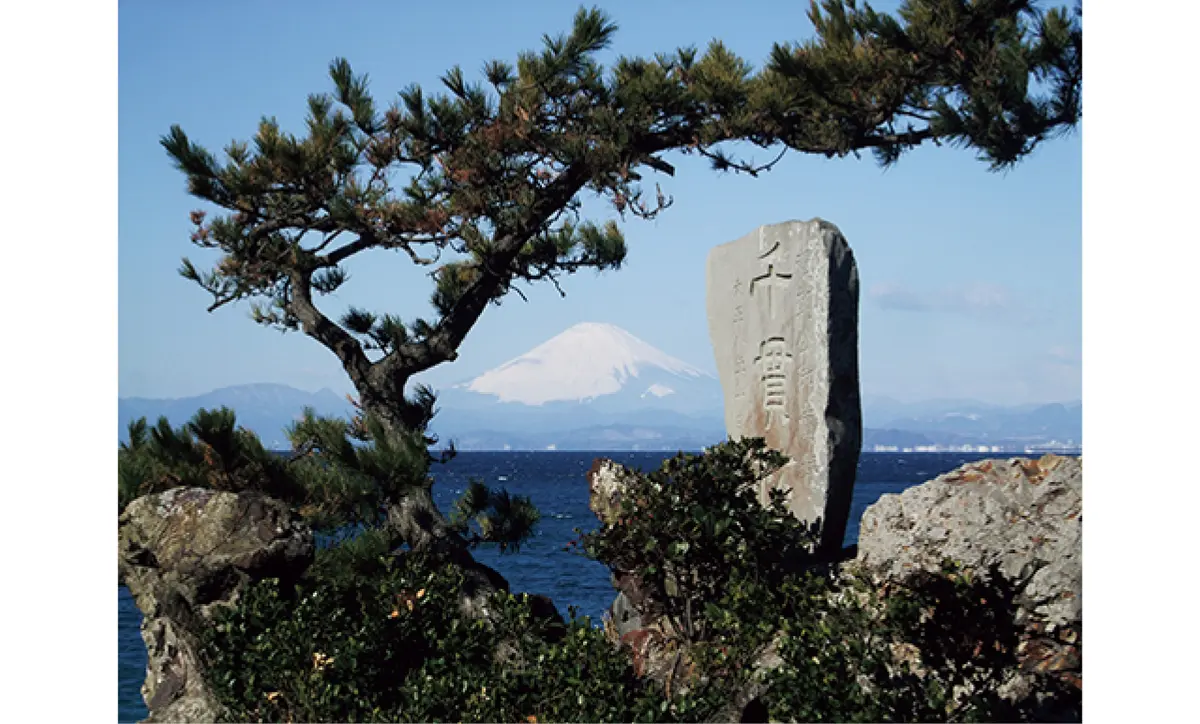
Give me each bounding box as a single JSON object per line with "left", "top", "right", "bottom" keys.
{"left": 642, "top": 384, "right": 676, "bottom": 398}
{"left": 465, "top": 322, "right": 710, "bottom": 405}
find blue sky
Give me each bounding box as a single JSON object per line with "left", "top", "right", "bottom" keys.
{"left": 119, "top": 0, "right": 1081, "bottom": 405}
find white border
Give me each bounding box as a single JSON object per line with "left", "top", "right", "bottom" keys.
{"left": 1, "top": 0, "right": 118, "bottom": 721}
{"left": 1084, "top": 1, "right": 1198, "bottom": 721}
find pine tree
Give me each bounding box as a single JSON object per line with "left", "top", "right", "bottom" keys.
{"left": 161, "top": 1, "right": 1080, "bottom": 558}
{"left": 119, "top": 408, "right": 540, "bottom": 573}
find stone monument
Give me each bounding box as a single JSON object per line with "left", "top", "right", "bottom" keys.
{"left": 705, "top": 219, "right": 861, "bottom": 554}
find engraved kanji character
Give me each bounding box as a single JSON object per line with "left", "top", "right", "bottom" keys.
{"left": 754, "top": 337, "right": 792, "bottom": 428}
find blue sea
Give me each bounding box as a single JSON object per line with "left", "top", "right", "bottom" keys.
{"left": 118, "top": 451, "right": 1003, "bottom": 722}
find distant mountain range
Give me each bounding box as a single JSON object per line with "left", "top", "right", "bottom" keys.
{"left": 119, "top": 323, "right": 1081, "bottom": 452}
{"left": 119, "top": 384, "right": 354, "bottom": 449}
{"left": 860, "top": 395, "right": 1082, "bottom": 447}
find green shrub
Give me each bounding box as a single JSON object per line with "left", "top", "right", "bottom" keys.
{"left": 581, "top": 438, "right": 821, "bottom": 644}
{"left": 189, "top": 436, "right": 1078, "bottom": 722}
{"left": 199, "top": 537, "right": 664, "bottom": 723}
{"left": 581, "top": 439, "right": 1080, "bottom": 723}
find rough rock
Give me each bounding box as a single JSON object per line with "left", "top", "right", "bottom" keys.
{"left": 587, "top": 460, "right": 681, "bottom": 681}
{"left": 587, "top": 457, "right": 636, "bottom": 527}
{"left": 588, "top": 459, "right": 656, "bottom": 633}
{"left": 608, "top": 588, "right": 643, "bottom": 638}
{"left": 855, "top": 454, "right": 1082, "bottom": 699}
{"left": 706, "top": 219, "right": 861, "bottom": 554}
{"left": 857, "top": 454, "right": 1081, "bottom": 630}
{"left": 119, "top": 488, "right": 314, "bottom": 723}
{"left": 588, "top": 456, "right": 777, "bottom": 709}
{"left": 714, "top": 632, "right": 786, "bottom": 723}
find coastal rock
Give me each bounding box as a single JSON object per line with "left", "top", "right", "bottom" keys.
{"left": 713, "top": 632, "right": 786, "bottom": 723}
{"left": 706, "top": 219, "right": 861, "bottom": 554}
{"left": 854, "top": 454, "right": 1082, "bottom": 704}
{"left": 587, "top": 457, "right": 637, "bottom": 527}
{"left": 587, "top": 455, "right": 784, "bottom": 709}
{"left": 587, "top": 459, "right": 681, "bottom": 682}
{"left": 857, "top": 454, "right": 1081, "bottom": 630}
{"left": 587, "top": 459, "right": 653, "bottom": 633}
{"left": 118, "top": 488, "right": 314, "bottom": 723}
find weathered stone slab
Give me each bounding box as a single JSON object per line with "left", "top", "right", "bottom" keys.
{"left": 705, "top": 219, "right": 861, "bottom": 554}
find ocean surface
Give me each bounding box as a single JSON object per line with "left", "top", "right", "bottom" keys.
{"left": 118, "top": 451, "right": 1004, "bottom": 722}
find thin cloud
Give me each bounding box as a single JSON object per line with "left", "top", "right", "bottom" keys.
{"left": 868, "top": 281, "right": 1031, "bottom": 321}
{"left": 951, "top": 282, "right": 1016, "bottom": 315}
{"left": 867, "top": 283, "right": 935, "bottom": 311}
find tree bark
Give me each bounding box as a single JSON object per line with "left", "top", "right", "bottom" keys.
{"left": 385, "top": 485, "right": 510, "bottom": 618}
{"left": 357, "top": 392, "right": 510, "bottom": 619}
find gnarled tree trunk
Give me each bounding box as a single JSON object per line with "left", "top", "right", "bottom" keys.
{"left": 385, "top": 484, "right": 510, "bottom": 618}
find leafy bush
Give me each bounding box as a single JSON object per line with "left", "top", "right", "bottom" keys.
{"left": 199, "top": 539, "right": 664, "bottom": 723}
{"left": 582, "top": 438, "right": 822, "bottom": 646}
{"left": 157, "top": 432, "right": 1077, "bottom": 722}
{"left": 580, "top": 439, "right": 1080, "bottom": 723}
{"left": 756, "top": 565, "right": 1030, "bottom": 722}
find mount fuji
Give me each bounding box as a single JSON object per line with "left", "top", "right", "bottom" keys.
{"left": 429, "top": 323, "right": 727, "bottom": 447}
{"left": 449, "top": 323, "right": 719, "bottom": 407}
